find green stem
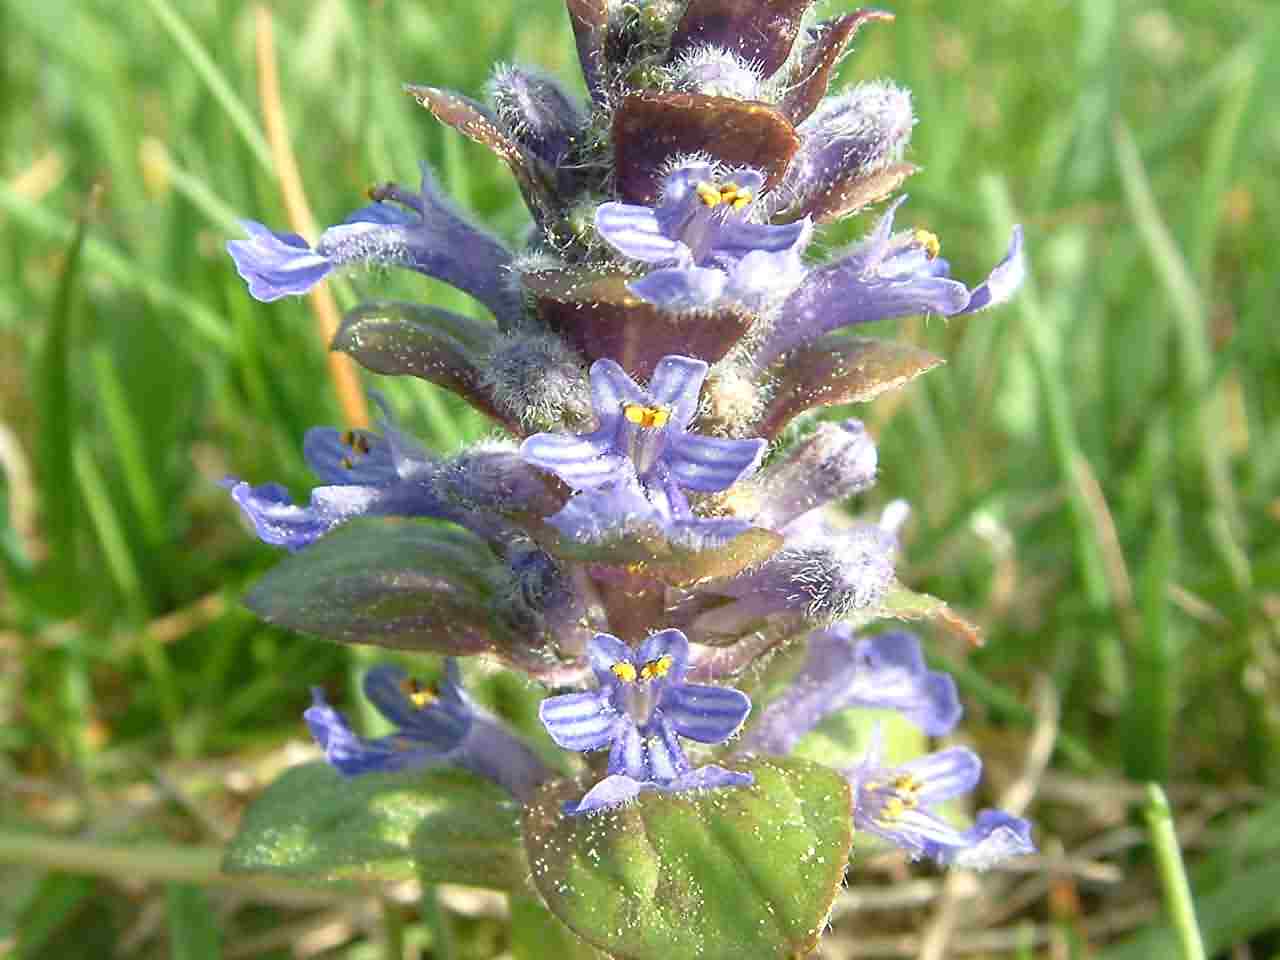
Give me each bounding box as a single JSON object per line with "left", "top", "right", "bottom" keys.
{"left": 380, "top": 897, "right": 406, "bottom": 960}
{"left": 0, "top": 831, "right": 360, "bottom": 900}
{"left": 1144, "top": 784, "right": 1207, "bottom": 960}
{"left": 420, "top": 885, "right": 455, "bottom": 960}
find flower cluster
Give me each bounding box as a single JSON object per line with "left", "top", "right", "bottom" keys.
{"left": 225, "top": 0, "right": 1033, "bottom": 900}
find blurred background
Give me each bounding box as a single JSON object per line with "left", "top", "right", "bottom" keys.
{"left": 2, "top": 0, "right": 1277, "bottom": 956}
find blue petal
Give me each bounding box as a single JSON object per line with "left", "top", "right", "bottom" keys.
{"left": 362, "top": 664, "right": 472, "bottom": 749}
{"left": 587, "top": 633, "right": 635, "bottom": 685}
{"left": 858, "top": 805, "right": 968, "bottom": 857}
{"left": 848, "top": 632, "right": 962, "bottom": 736}
{"left": 956, "top": 225, "right": 1026, "bottom": 315}
{"left": 546, "top": 479, "right": 664, "bottom": 542}
{"left": 563, "top": 774, "right": 646, "bottom": 815}
{"left": 539, "top": 690, "right": 619, "bottom": 751}
{"left": 902, "top": 746, "right": 983, "bottom": 805}
{"left": 595, "top": 202, "right": 689, "bottom": 263}
{"left": 222, "top": 478, "right": 367, "bottom": 550}
{"left": 929, "top": 809, "right": 1036, "bottom": 869}
{"left": 660, "top": 682, "right": 751, "bottom": 743}
{"left": 664, "top": 433, "right": 765, "bottom": 492}
{"left": 303, "top": 427, "right": 400, "bottom": 486}
{"left": 657, "top": 764, "right": 754, "bottom": 794}
{"left": 713, "top": 216, "right": 811, "bottom": 258}
{"left": 628, "top": 266, "right": 727, "bottom": 310}
{"left": 561, "top": 764, "right": 754, "bottom": 816}
{"left": 520, "top": 429, "right": 627, "bottom": 490}
{"left": 227, "top": 221, "right": 332, "bottom": 301}
{"left": 304, "top": 689, "right": 440, "bottom": 776}
{"left": 657, "top": 163, "right": 718, "bottom": 212}
{"left": 589, "top": 359, "right": 648, "bottom": 424}
{"left": 608, "top": 720, "right": 648, "bottom": 780}
{"left": 647, "top": 355, "right": 709, "bottom": 430}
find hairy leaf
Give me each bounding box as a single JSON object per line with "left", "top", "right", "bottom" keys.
{"left": 224, "top": 763, "right": 523, "bottom": 890}
{"left": 523, "top": 757, "right": 852, "bottom": 960}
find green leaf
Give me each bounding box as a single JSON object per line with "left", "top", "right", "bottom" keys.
{"left": 165, "top": 884, "right": 222, "bottom": 960}
{"left": 223, "top": 762, "right": 524, "bottom": 890}
{"left": 868, "top": 582, "right": 982, "bottom": 648}
{"left": 510, "top": 895, "right": 612, "bottom": 960}
{"left": 245, "top": 519, "right": 509, "bottom": 656}
{"left": 522, "top": 757, "right": 852, "bottom": 960}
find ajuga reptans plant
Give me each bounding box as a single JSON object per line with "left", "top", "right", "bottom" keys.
{"left": 224, "top": 2, "right": 1032, "bottom": 955}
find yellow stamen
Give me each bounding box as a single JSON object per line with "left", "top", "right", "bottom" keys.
{"left": 639, "top": 655, "right": 674, "bottom": 681}
{"left": 623, "top": 403, "right": 670, "bottom": 429}
{"left": 400, "top": 676, "right": 437, "bottom": 709}
{"left": 913, "top": 229, "right": 941, "bottom": 260}
{"left": 696, "top": 181, "right": 723, "bottom": 207}
{"left": 882, "top": 796, "right": 906, "bottom": 821}
{"left": 891, "top": 772, "right": 920, "bottom": 793}
{"left": 611, "top": 662, "right": 638, "bottom": 683}
{"left": 695, "top": 180, "right": 755, "bottom": 210}
{"left": 340, "top": 456, "right": 355, "bottom": 470}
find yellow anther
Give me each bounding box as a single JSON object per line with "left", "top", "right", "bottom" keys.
{"left": 340, "top": 430, "right": 371, "bottom": 457}
{"left": 882, "top": 796, "right": 907, "bottom": 821}
{"left": 623, "top": 403, "right": 671, "bottom": 429}
{"left": 696, "top": 181, "right": 723, "bottom": 207}
{"left": 891, "top": 773, "right": 920, "bottom": 793}
{"left": 639, "top": 655, "right": 674, "bottom": 681}
{"left": 611, "top": 662, "right": 639, "bottom": 683}
{"left": 695, "top": 180, "right": 754, "bottom": 210}
{"left": 400, "top": 676, "right": 438, "bottom": 709}
{"left": 913, "top": 229, "right": 941, "bottom": 260}
{"left": 340, "top": 456, "right": 355, "bottom": 470}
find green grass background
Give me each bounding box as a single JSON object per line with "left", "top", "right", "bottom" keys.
{"left": 2, "top": 0, "right": 1278, "bottom": 956}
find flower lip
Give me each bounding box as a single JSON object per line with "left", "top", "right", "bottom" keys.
{"left": 539, "top": 630, "right": 754, "bottom": 813}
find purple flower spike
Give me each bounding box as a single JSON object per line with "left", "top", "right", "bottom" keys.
{"left": 307, "top": 661, "right": 550, "bottom": 800}
{"left": 539, "top": 629, "right": 753, "bottom": 814}
{"left": 521, "top": 355, "right": 766, "bottom": 497}
{"left": 741, "top": 628, "right": 961, "bottom": 756}
{"left": 756, "top": 198, "right": 1026, "bottom": 365}
{"left": 595, "top": 162, "right": 813, "bottom": 311}
{"left": 843, "top": 726, "right": 1035, "bottom": 869}
{"left": 227, "top": 164, "right": 521, "bottom": 325}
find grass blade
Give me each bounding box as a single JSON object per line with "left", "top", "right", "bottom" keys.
{"left": 140, "top": 0, "right": 274, "bottom": 172}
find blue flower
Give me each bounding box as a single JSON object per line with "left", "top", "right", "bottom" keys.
{"left": 226, "top": 403, "right": 551, "bottom": 552}
{"left": 595, "top": 162, "right": 813, "bottom": 311}
{"left": 223, "top": 403, "right": 442, "bottom": 552}
{"left": 539, "top": 629, "right": 753, "bottom": 814}
{"left": 227, "top": 163, "right": 522, "bottom": 325}
{"left": 546, "top": 473, "right": 750, "bottom": 549}
{"left": 740, "top": 628, "right": 961, "bottom": 756}
{"left": 520, "top": 354, "right": 765, "bottom": 498}
{"left": 306, "top": 661, "right": 473, "bottom": 776}
{"left": 307, "top": 660, "right": 549, "bottom": 800}
{"left": 756, "top": 197, "right": 1025, "bottom": 364}
{"left": 844, "top": 725, "right": 1035, "bottom": 869}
